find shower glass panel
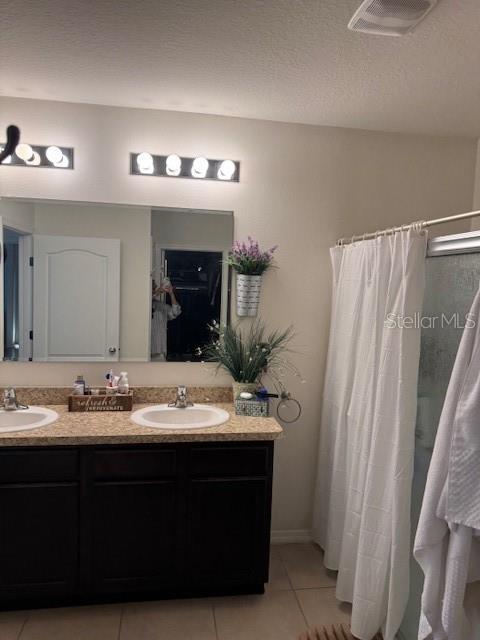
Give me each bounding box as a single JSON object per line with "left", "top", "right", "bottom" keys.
{"left": 400, "top": 246, "right": 480, "bottom": 639}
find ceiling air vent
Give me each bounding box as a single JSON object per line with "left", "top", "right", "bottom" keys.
{"left": 348, "top": 0, "right": 438, "bottom": 36}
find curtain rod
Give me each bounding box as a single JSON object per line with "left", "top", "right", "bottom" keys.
{"left": 337, "top": 209, "right": 480, "bottom": 246}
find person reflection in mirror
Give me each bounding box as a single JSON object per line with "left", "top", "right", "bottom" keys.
{"left": 151, "top": 279, "right": 181, "bottom": 361}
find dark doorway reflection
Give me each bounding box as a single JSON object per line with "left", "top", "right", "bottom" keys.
{"left": 164, "top": 250, "right": 223, "bottom": 362}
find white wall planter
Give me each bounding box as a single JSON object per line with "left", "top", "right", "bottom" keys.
{"left": 236, "top": 274, "right": 262, "bottom": 316}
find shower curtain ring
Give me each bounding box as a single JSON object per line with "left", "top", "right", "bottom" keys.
{"left": 411, "top": 220, "right": 426, "bottom": 235}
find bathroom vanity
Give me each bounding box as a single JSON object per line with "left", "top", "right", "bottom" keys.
{"left": 0, "top": 403, "right": 282, "bottom": 610}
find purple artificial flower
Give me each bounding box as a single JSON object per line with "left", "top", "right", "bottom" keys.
{"left": 227, "top": 237, "right": 278, "bottom": 275}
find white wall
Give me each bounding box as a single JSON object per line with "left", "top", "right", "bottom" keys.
{"left": 1, "top": 199, "right": 34, "bottom": 233}
{"left": 152, "top": 208, "right": 233, "bottom": 250}
{"left": 0, "top": 97, "right": 477, "bottom": 534}
{"left": 469, "top": 139, "right": 480, "bottom": 231}
{"left": 473, "top": 139, "right": 480, "bottom": 211}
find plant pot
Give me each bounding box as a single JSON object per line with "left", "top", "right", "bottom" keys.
{"left": 236, "top": 274, "right": 262, "bottom": 317}
{"left": 232, "top": 381, "right": 258, "bottom": 400}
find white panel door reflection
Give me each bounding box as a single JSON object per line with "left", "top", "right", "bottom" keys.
{"left": 33, "top": 235, "right": 120, "bottom": 361}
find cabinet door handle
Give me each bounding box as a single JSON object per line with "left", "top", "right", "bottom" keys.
{"left": 108, "top": 347, "right": 117, "bottom": 354}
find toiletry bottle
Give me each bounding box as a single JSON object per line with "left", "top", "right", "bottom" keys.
{"left": 118, "top": 372, "right": 129, "bottom": 395}
{"left": 73, "top": 374, "right": 85, "bottom": 395}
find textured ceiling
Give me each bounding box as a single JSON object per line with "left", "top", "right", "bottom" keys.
{"left": 1, "top": 0, "right": 480, "bottom": 136}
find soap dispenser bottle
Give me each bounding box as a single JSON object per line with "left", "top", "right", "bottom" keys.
{"left": 118, "top": 372, "right": 129, "bottom": 395}
{"left": 73, "top": 375, "right": 86, "bottom": 395}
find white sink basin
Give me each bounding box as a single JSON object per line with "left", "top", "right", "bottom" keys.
{"left": 0, "top": 406, "right": 59, "bottom": 433}
{"left": 131, "top": 404, "right": 230, "bottom": 430}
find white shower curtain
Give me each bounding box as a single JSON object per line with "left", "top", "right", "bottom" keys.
{"left": 313, "top": 229, "right": 427, "bottom": 640}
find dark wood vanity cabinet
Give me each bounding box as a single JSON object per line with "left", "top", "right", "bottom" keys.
{"left": 89, "top": 448, "right": 180, "bottom": 595}
{"left": 0, "top": 450, "right": 80, "bottom": 603}
{"left": 0, "top": 441, "right": 274, "bottom": 609}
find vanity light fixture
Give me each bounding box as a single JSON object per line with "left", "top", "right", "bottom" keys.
{"left": 15, "top": 143, "right": 41, "bottom": 166}
{"left": 165, "top": 153, "right": 182, "bottom": 176}
{"left": 0, "top": 142, "right": 74, "bottom": 169}
{"left": 136, "top": 151, "right": 154, "bottom": 174}
{"left": 191, "top": 156, "right": 209, "bottom": 179}
{"left": 45, "top": 145, "right": 63, "bottom": 163}
{"left": 45, "top": 145, "right": 69, "bottom": 167}
{"left": 0, "top": 147, "right": 12, "bottom": 164}
{"left": 15, "top": 143, "right": 35, "bottom": 161}
{"left": 217, "top": 159, "right": 236, "bottom": 181}
{"left": 130, "top": 152, "right": 240, "bottom": 182}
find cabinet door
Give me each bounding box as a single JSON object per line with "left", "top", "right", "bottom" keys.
{"left": 187, "top": 477, "right": 270, "bottom": 587}
{"left": 0, "top": 483, "right": 78, "bottom": 601}
{"left": 90, "top": 480, "right": 178, "bottom": 593}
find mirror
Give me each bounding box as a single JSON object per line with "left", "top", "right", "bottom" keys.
{"left": 0, "top": 199, "right": 233, "bottom": 363}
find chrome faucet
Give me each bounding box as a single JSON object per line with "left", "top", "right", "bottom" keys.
{"left": 3, "top": 388, "right": 28, "bottom": 411}
{"left": 169, "top": 385, "right": 193, "bottom": 409}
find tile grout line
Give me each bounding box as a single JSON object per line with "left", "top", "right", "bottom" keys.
{"left": 275, "top": 548, "right": 310, "bottom": 629}
{"left": 276, "top": 545, "right": 344, "bottom": 629}
{"left": 276, "top": 549, "right": 295, "bottom": 592}
{"left": 117, "top": 605, "right": 125, "bottom": 640}
{"left": 276, "top": 544, "right": 339, "bottom": 590}
{"left": 293, "top": 587, "right": 310, "bottom": 630}
{"left": 17, "top": 611, "right": 29, "bottom": 640}
{"left": 294, "top": 585, "right": 338, "bottom": 590}
{"left": 212, "top": 601, "right": 220, "bottom": 640}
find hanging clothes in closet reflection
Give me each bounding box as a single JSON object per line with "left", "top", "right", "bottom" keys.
{"left": 151, "top": 279, "right": 182, "bottom": 361}
{"left": 150, "top": 249, "right": 224, "bottom": 362}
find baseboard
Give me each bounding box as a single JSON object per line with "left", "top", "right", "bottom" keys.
{"left": 270, "top": 529, "right": 313, "bottom": 544}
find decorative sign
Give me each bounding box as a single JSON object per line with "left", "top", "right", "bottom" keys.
{"left": 68, "top": 392, "right": 133, "bottom": 412}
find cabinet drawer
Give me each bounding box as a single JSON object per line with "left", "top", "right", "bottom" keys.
{"left": 92, "top": 448, "right": 177, "bottom": 480}
{"left": 189, "top": 445, "right": 270, "bottom": 477}
{"left": 0, "top": 449, "right": 78, "bottom": 483}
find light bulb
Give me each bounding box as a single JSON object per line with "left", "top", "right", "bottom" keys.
{"left": 15, "top": 143, "right": 34, "bottom": 162}
{"left": 217, "top": 159, "right": 236, "bottom": 180}
{"left": 136, "top": 152, "right": 154, "bottom": 174}
{"left": 46, "top": 145, "right": 64, "bottom": 164}
{"left": 191, "top": 156, "right": 209, "bottom": 178}
{"left": 56, "top": 154, "right": 69, "bottom": 168}
{"left": 26, "top": 151, "right": 41, "bottom": 166}
{"left": 166, "top": 154, "right": 182, "bottom": 176}
{"left": 0, "top": 146, "right": 11, "bottom": 164}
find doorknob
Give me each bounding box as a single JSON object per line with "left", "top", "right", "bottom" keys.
{"left": 108, "top": 347, "right": 117, "bottom": 354}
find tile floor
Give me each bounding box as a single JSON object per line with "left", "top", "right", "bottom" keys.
{"left": 0, "top": 543, "right": 351, "bottom": 640}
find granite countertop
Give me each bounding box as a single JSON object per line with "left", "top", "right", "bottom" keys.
{"left": 0, "top": 403, "right": 283, "bottom": 447}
